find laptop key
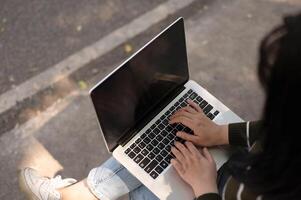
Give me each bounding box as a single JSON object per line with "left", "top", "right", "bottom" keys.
{"left": 180, "top": 138, "right": 186, "bottom": 143}
{"left": 141, "top": 133, "right": 147, "bottom": 139}
{"left": 146, "top": 144, "right": 154, "bottom": 151}
{"left": 157, "top": 143, "right": 165, "bottom": 149}
{"left": 165, "top": 145, "right": 171, "bottom": 152}
{"left": 167, "top": 134, "right": 174, "bottom": 140}
{"left": 160, "top": 150, "right": 168, "bottom": 157}
{"left": 160, "top": 161, "right": 169, "bottom": 169}
{"left": 180, "top": 102, "right": 187, "bottom": 107}
{"left": 147, "top": 152, "right": 155, "bottom": 159}
{"left": 183, "top": 127, "right": 192, "bottom": 133}
{"left": 124, "top": 148, "right": 130, "bottom": 154}
{"left": 176, "top": 124, "right": 185, "bottom": 131}
{"left": 128, "top": 151, "right": 136, "bottom": 159}
{"left": 141, "top": 149, "right": 149, "bottom": 156}
{"left": 203, "top": 104, "right": 213, "bottom": 114}
{"left": 196, "top": 96, "right": 203, "bottom": 102}
{"left": 155, "top": 120, "right": 161, "bottom": 125}
{"left": 214, "top": 110, "right": 220, "bottom": 116}
{"left": 145, "top": 160, "right": 158, "bottom": 173}
{"left": 161, "top": 130, "right": 168, "bottom": 137}
{"left": 187, "top": 89, "right": 193, "bottom": 94}
{"left": 189, "top": 92, "right": 198, "bottom": 100}
{"left": 165, "top": 125, "right": 173, "bottom": 132}
{"left": 133, "top": 147, "right": 140, "bottom": 154}
{"left": 150, "top": 171, "right": 159, "bottom": 179}
{"left": 153, "top": 128, "right": 160, "bottom": 134}
{"left": 135, "top": 138, "right": 141, "bottom": 144}
{"left": 143, "top": 137, "right": 151, "bottom": 144}
{"left": 151, "top": 124, "right": 156, "bottom": 129}
{"left": 155, "top": 166, "right": 164, "bottom": 174}
{"left": 174, "top": 101, "right": 180, "bottom": 107}
{"left": 134, "top": 154, "right": 144, "bottom": 164}
{"left": 162, "top": 138, "right": 170, "bottom": 145}
{"left": 207, "top": 113, "right": 215, "bottom": 120}
{"left": 165, "top": 154, "right": 173, "bottom": 163}
{"left": 153, "top": 147, "right": 160, "bottom": 154}
{"left": 155, "top": 155, "right": 164, "bottom": 162}
{"left": 160, "top": 115, "right": 165, "bottom": 121}
{"left": 130, "top": 143, "right": 136, "bottom": 149}
{"left": 156, "top": 134, "right": 163, "bottom": 141}
{"left": 146, "top": 129, "right": 151, "bottom": 134}
{"left": 138, "top": 141, "right": 146, "bottom": 149}
{"left": 148, "top": 132, "right": 155, "bottom": 139}
{"left": 151, "top": 139, "right": 158, "bottom": 146}
{"left": 162, "top": 119, "right": 169, "bottom": 126}
{"left": 158, "top": 123, "right": 165, "bottom": 130}
{"left": 140, "top": 158, "right": 150, "bottom": 169}
{"left": 199, "top": 100, "right": 208, "bottom": 109}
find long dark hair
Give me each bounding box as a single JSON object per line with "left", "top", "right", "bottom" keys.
{"left": 228, "top": 12, "right": 301, "bottom": 199}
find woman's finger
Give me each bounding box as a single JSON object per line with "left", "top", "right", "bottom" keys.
{"left": 171, "top": 146, "right": 185, "bottom": 163}
{"left": 182, "top": 105, "right": 198, "bottom": 114}
{"left": 176, "top": 131, "right": 199, "bottom": 143}
{"left": 171, "top": 159, "right": 185, "bottom": 175}
{"left": 170, "top": 110, "right": 196, "bottom": 121}
{"left": 187, "top": 99, "right": 203, "bottom": 113}
{"left": 169, "top": 116, "right": 195, "bottom": 130}
{"left": 185, "top": 141, "right": 201, "bottom": 157}
{"left": 174, "top": 141, "right": 191, "bottom": 158}
{"left": 202, "top": 147, "right": 214, "bottom": 163}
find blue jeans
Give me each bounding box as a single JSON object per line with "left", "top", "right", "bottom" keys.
{"left": 87, "top": 157, "right": 159, "bottom": 200}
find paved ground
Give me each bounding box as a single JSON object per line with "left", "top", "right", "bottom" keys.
{"left": 0, "top": 0, "right": 165, "bottom": 94}
{"left": 0, "top": 0, "right": 300, "bottom": 199}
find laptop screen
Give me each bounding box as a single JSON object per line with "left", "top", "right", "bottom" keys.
{"left": 90, "top": 18, "right": 188, "bottom": 151}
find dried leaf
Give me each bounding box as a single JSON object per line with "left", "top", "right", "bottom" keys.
{"left": 78, "top": 80, "right": 87, "bottom": 90}
{"left": 76, "top": 25, "right": 82, "bottom": 32}
{"left": 247, "top": 14, "right": 253, "bottom": 19}
{"left": 124, "top": 43, "right": 133, "bottom": 53}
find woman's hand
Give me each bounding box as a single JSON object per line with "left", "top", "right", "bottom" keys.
{"left": 169, "top": 99, "right": 228, "bottom": 147}
{"left": 171, "top": 141, "right": 218, "bottom": 197}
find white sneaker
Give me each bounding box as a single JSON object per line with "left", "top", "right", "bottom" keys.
{"left": 19, "top": 168, "right": 77, "bottom": 200}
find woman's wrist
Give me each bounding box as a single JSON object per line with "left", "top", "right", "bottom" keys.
{"left": 192, "top": 184, "right": 218, "bottom": 197}
{"left": 217, "top": 125, "right": 229, "bottom": 145}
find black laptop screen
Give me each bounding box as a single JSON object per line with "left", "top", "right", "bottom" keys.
{"left": 90, "top": 18, "right": 188, "bottom": 151}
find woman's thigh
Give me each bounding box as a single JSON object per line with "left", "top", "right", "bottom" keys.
{"left": 86, "top": 156, "right": 143, "bottom": 200}
{"left": 129, "top": 185, "right": 159, "bottom": 200}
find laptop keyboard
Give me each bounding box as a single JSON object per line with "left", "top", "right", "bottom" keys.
{"left": 124, "top": 89, "right": 220, "bottom": 179}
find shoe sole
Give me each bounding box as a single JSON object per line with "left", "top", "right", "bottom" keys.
{"left": 18, "top": 168, "right": 39, "bottom": 200}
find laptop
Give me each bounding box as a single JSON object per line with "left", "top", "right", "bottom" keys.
{"left": 90, "top": 17, "right": 243, "bottom": 200}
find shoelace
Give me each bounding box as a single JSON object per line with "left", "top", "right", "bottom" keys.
{"left": 49, "top": 175, "right": 77, "bottom": 189}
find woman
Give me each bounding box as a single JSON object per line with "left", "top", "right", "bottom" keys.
{"left": 19, "top": 12, "right": 301, "bottom": 200}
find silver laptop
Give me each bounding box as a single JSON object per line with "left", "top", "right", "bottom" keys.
{"left": 90, "top": 18, "right": 243, "bottom": 200}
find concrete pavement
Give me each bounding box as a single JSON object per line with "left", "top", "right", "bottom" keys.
{"left": 0, "top": 0, "right": 300, "bottom": 199}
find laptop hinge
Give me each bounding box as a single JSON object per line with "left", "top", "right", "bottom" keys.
{"left": 118, "top": 84, "right": 186, "bottom": 147}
